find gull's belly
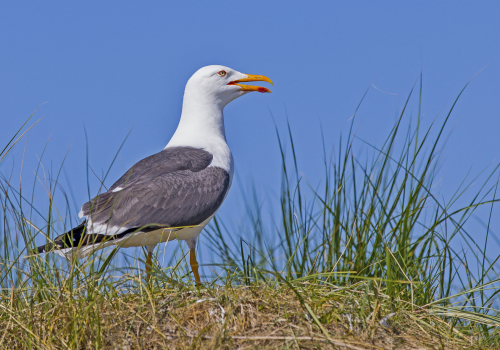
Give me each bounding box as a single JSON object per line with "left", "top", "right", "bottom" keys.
{"left": 117, "top": 216, "right": 213, "bottom": 248}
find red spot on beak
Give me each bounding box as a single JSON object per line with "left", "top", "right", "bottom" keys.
{"left": 258, "top": 87, "right": 270, "bottom": 93}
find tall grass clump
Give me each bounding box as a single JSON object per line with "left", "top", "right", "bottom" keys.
{"left": 0, "top": 77, "right": 499, "bottom": 349}
{"left": 206, "top": 78, "right": 500, "bottom": 337}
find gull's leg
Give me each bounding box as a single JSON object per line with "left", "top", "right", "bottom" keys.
{"left": 190, "top": 247, "right": 201, "bottom": 284}
{"left": 145, "top": 244, "right": 156, "bottom": 283}
{"left": 187, "top": 237, "right": 201, "bottom": 285}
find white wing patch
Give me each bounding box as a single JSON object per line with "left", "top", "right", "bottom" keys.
{"left": 85, "top": 218, "right": 128, "bottom": 236}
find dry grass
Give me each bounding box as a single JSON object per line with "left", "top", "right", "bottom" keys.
{"left": 2, "top": 274, "right": 496, "bottom": 350}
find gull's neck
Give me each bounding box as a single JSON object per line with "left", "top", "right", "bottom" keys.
{"left": 165, "top": 89, "right": 233, "bottom": 174}
{"left": 166, "top": 93, "right": 227, "bottom": 147}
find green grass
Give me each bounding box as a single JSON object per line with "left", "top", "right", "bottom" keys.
{"left": 1, "top": 77, "right": 499, "bottom": 349}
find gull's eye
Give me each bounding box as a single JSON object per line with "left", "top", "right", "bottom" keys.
{"left": 217, "top": 70, "right": 227, "bottom": 77}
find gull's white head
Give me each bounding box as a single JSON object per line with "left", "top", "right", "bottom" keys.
{"left": 167, "top": 65, "right": 272, "bottom": 170}
{"left": 183, "top": 65, "right": 273, "bottom": 109}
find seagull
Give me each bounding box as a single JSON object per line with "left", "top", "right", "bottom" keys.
{"left": 37, "top": 65, "right": 273, "bottom": 284}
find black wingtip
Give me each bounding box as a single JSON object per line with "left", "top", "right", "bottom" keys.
{"left": 35, "top": 222, "right": 87, "bottom": 254}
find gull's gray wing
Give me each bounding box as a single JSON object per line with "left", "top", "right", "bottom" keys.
{"left": 80, "top": 146, "right": 230, "bottom": 235}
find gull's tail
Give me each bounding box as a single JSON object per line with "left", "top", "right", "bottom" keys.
{"left": 36, "top": 222, "right": 88, "bottom": 254}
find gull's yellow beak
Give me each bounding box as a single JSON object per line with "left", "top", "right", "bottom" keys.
{"left": 227, "top": 74, "right": 273, "bottom": 93}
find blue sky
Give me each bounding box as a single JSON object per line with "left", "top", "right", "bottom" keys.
{"left": 1, "top": 2, "right": 499, "bottom": 268}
